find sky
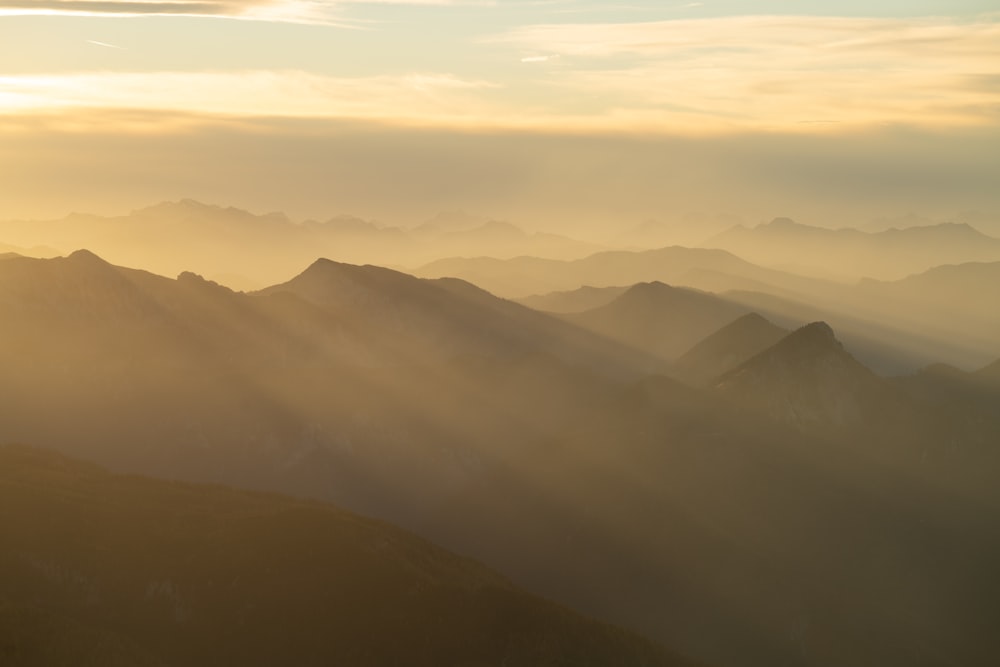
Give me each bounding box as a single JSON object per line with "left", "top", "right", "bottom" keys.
{"left": 1, "top": 0, "right": 998, "bottom": 230}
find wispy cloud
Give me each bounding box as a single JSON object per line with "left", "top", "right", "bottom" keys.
{"left": 0, "top": 70, "right": 504, "bottom": 126}
{"left": 0, "top": 0, "right": 480, "bottom": 24}
{"left": 0, "top": 0, "right": 490, "bottom": 22}
{"left": 86, "top": 39, "right": 126, "bottom": 48}
{"left": 489, "top": 14, "right": 1000, "bottom": 129}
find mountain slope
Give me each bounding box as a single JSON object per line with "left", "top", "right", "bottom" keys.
{"left": 713, "top": 322, "right": 897, "bottom": 430}
{"left": 414, "top": 245, "right": 822, "bottom": 299}
{"left": 563, "top": 282, "right": 750, "bottom": 363}
{"left": 5, "top": 252, "right": 1000, "bottom": 667}
{"left": 674, "top": 313, "right": 789, "bottom": 385}
{"left": 516, "top": 285, "right": 628, "bottom": 313}
{"left": 0, "top": 445, "right": 694, "bottom": 667}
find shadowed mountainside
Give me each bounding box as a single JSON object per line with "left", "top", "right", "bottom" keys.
{"left": 561, "top": 282, "right": 750, "bottom": 363}
{"left": 714, "top": 322, "right": 901, "bottom": 430}
{"left": 515, "top": 285, "right": 628, "bottom": 313}
{"left": 674, "top": 313, "right": 789, "bottom": 385}
{"left": 3, "top": 252, "right": 1000, "bottom": 667}
{"left": 0, "top": 445, "right": 694, "bottom": 667}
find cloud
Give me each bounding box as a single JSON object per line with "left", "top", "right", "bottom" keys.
{"left": 0, "top": 0, "right": 487, "bottom": 22}
{"left": 489, "top": 14, "right": 1000, "bottom": 129}
{"left": 86, "top": 39, "right": 126, "bottom": 48}
{"left": 0, "top": 70, "right": 504, "bottom": 125}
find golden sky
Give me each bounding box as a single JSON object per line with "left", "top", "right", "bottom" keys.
{"left": 1, "top": 1, "right": 998, "bottom": 225}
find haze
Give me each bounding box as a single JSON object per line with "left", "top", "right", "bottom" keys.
{"left": 2, "top": 2, "right": 1000, "bottom": 667}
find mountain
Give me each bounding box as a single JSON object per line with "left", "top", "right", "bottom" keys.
{"left": 0, "top": 240, "right": 59, "bottom": 259}
{"left": 256, "top": 257, "right": 662, "bottom": 380}
{"left": 713, "top": 322, "right": 899, "bottom": 430}
{"left": 5, "top": 251, "right": 1000, "bottom": 667}
{"left": 516, "top": 285, "right": 629, "bottom": 313}
{"left": 0, "top": 445, "right": 692, "bottom": 667}
{"left": 955, "top": 210, "right": 1000, "bottom": 237}
{"left": 856, "top": 261, "right": 1000, "bottom": 363}
{"left": 0, "top": 201, "right": 598, "bottom": 289}
{"left": 977, "top": 358, "right": 1000, "bottom": 384}
{"left": 414, "top": 245, "right": 822, "bottom": 300}
{"left": 563, "top": 282, "right": 750, "bottom": 363}
{"left": 860, "top": 212, "right": 938, "bottom": 233}
{"left": 614, "top": 213, "right": 743, "bottom": 249}
{"left": 704, "top": 218, "right": 1000, "bottom": 281}
{"left": 674, "top": 313, "right": 789, "bottom": 385}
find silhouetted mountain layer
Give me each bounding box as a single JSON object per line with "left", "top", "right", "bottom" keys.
{"left": 705, "top": 218, "right": 1000, "bottom": 280}
{"left": 516, "top": 285, "right": 628, "bottom": 313}
{"left": 3, "top": 252, "right": 1000, "bottom": 667}
{"left": 0, "top": 445, "right": 693, "bottom": 667}
{"left": 0, "top": 200, "right": 599, "bottom": 290}
{"left": 414, "top": 246, "right": 823, "bottom": 300}
{"left": 674, "top": 313, "right": 789, "bottom": 385}
{"left": 714, "top": 322, "right": 900, "bottom": 430}
{"left": 562, "top": 282, "right": 750, "bottom": 362}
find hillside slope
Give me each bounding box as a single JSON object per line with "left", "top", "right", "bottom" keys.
{"left": 0, "top": 445, "right": 695, "bottom": 667}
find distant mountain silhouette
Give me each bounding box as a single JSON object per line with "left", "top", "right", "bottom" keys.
{"left": 674, "top": 313, "right": 789, "bottom": 385}
{"left": 856, "top": 261, "right": 1000, "bottom": 363}
{"left": 415, "top": 245, "right": 819, "bottom": 299}
{"left": 0, "top": 201, "right": 598, "bottom": 290}
{"left": 860, "top": 212, "right": 938, "bottom": 233}
{"left": 0, "top": 445, "right": 692, "bottom": 667}
{"left": 516, "top": 285, "right": 629, "bottom": 313}
{"left": 0, "top": 240, "right": 59, "bottom": 259}
{"left": 705, "top": 218, "right": 1000, "bottom": 280}
{"left": 563, "top": 281, "right": 750, "bottom": 362}
{"left": 614, "top": 213, "right": 742, "bottom": 249}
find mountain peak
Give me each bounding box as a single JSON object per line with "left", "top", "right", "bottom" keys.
{"left": 134, "top": 199, "right": 218, "bottom": 216}
{"left": 765, "top": 217, "right": 799, "bottom": 228}
{"left": 793, "top": 320, "right": 836, "bottom": 344}
{"left": 714, "top": 321, "right": 885, "bottom": 429}
{"left": 674, "top": 312, "right": 789, "bottom": 385}
{"left": 67, "top": 248, "right": 110, "bottom": 265}
{"left": 623, "top": 280, "right": 672, "bottom": 296}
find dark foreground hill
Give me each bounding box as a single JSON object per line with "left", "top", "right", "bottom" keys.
{"left": 0, "top": 445, "right": 695, "bottom": 667}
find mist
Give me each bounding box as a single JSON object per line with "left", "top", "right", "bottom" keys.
{"left": 2, "top": 114, "right": 998, "bottom": 236}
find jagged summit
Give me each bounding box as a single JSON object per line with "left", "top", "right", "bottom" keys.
{"left": 784, "top": 320, "right": 837, "bottom": 347}
{"left": 133, "top": 199, "right": 219, "bottom": 216}
{"left": 721, "top": 321, "right": 848, "bottom": 372}
{"left": 714, "top": 321, "right": 889, "bottom": 429}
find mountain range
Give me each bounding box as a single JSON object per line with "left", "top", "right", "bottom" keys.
{"left": 704, "top": 217, "right": 1000, "bottom": 281}
{"left": 0, "top": 200, "right": 600, "bottom": 290}
{"left": 2, "top": 250, "right": 999, "bottom": 666}
{"left": 414, "top": 245, "right": 823, "bottom": 300}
